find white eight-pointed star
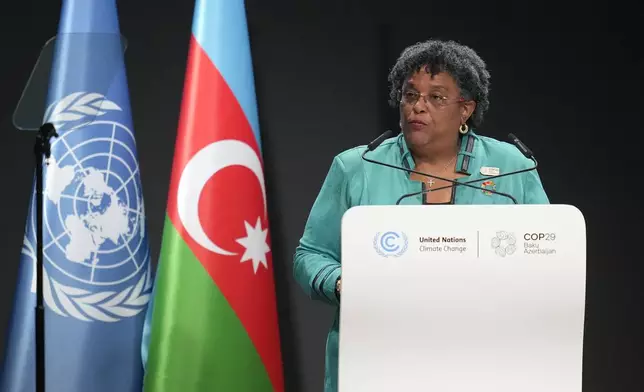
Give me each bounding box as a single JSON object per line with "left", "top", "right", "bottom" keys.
{"left": 235, "top": 217, "right": 270, "bottom": 273}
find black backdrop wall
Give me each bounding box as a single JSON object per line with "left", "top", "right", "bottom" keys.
{"left": 1, "top": 0, "right": 642, "bottom": 391}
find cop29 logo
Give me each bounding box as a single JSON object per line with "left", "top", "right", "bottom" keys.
{"left": 491, "top": 231, "right": 517, "bottom": 257}
{"left": 373, "top": 231, "right": 409, "bottom": 257}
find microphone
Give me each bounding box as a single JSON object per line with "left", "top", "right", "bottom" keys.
{"left": 366, "top": 130, "right": 393, "bottom": 151}
{"left": 392, "top": 134, "right": 539, "bottom": 205}
{"left": 361, "top": 131, "right": 519, "bottom": 204}
{"left": 508, "top": 133, "right": 533, "bottom": 159}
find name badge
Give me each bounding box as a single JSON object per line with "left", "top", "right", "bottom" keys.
{"left": 480, "top": 166, "right": 500, "bottom": 176}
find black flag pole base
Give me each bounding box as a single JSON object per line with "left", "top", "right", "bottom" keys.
{"left": 33, "top": 122, "right": 57, "bottom": 392}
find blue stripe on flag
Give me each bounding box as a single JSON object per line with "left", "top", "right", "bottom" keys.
{"left": 191, "top": 0, "right": 263, "bottom": 150}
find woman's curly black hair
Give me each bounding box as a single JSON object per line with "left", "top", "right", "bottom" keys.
{"left": 387, "top": 39, "right": 491, "bottom": 128}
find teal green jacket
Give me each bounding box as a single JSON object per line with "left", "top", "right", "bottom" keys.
{"left": 292, "top": 131, "right": 549, "bottom": 392}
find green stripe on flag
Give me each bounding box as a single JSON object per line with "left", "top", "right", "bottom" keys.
{"left": 143, "top": 216, "right": 272, "bottom": 391}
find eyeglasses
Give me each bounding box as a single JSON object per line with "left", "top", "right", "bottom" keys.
{"left": 400, "top": 90, "right": 465, "bottom": 109}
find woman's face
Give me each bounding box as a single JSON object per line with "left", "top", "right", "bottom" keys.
{"left": 399, "top": 67, "right": 475, "bottom": 149}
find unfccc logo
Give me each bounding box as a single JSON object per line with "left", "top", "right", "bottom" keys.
{"left": 373, "top": 231, "right": 408, "bottom": 257}
{"left": 491, "top": 231, "right": 517, "bottom": 257}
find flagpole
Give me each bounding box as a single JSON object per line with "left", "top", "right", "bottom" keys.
{"left": 34, "top": 122, "right": 57, "bottom": 392}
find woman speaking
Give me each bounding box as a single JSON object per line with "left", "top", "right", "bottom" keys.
{"left": 292, "top": 39, "right": 549, "bottom": 392}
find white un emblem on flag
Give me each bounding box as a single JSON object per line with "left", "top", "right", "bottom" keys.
{"left": 21, "top": 92, "right": 151, "bottom": 323}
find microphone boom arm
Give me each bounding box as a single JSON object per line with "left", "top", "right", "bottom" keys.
{"left": 424, "top": 156, "right": 538, "bottom": 193}
{"left": 362, "top": 150, "right": 520, "bottom": 204}
{"left": 395, "top": 185, "right": 518, "bottom": 205}
{"left": 396, "top": 155, "right": 538, "bottom": 204}
{"left": 360, "top": 131, "right": 539, "bottom": 206}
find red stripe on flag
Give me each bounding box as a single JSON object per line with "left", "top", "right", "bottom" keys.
{"left": 166, "top": 35, "right": 284, "bottom": 391}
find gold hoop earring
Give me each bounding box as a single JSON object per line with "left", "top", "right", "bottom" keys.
{"left": 459, "top": 124, "right": 469, "bottom": 134}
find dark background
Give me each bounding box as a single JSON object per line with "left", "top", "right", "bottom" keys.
{"left": 1, "top": 0, "right": 642, "bottom": 391}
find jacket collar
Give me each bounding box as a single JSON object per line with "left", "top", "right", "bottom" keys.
{"left": 397, "top": 130, "right": 478, "bottom": 175}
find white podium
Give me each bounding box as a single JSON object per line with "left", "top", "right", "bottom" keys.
{"left": 338, "top": 205, "right": 586, "bottom": 392}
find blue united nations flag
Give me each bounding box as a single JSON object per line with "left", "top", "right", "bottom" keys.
{"left": 0, "top": 1, "right": 151, "bottom": 391}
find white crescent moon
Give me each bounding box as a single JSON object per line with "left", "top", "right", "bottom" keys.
{"left": 176, "top": 139, "right": 267, "bottom": 256}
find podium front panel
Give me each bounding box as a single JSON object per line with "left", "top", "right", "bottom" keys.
{"left": 338, "top": 204, "right": 586, "bottom": 392}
